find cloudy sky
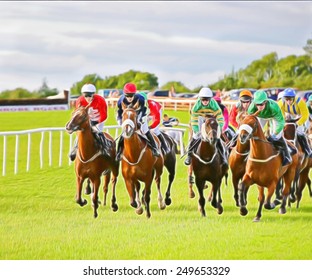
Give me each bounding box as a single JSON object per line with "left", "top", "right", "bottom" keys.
{"left": 0, "top": 1, "right": 311, "bottom": 92}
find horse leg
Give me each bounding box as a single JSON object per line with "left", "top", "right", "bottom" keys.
{"left": 155, "top": 172, "right": 166, "bottom": 210}
{"left": 211, "top": 180, "right": 223, "bottom": 215}
{"left": 238, "top": 174, "right": 253, "bottom": 216}
{"left": 135, "top": 181, "right": 144, "bottom": 215}
{"left": 76, "top": 176, "right": 87, "bottom": 207}
{"left": 143, "top": 182, "right": 152, "bottom": 218}
{"left": 91, "top": 178, "right": 101, "bottom": 218}
{"left": 308, "top": 177, "right": 312, "bottom": 197}
{"left": 102, "top": 173, "right": 110, "bottom": 206}
{"left": 110, "top": 172, "right": 118, "bottom": 212}
{"left": 165, "top": 165, "right": 175, "bottom": 206}
{"left": 195, "top": 177, "right": 206, "bottom": 217}
{"left": 85, "top": 178, "right": 91, "bottom": 195}
{"left": 253, "top": 186, "right": 265, "bottom": 222}
{"left": 296, "top": 170, "right": 309, "bottom": 208}
{"left": 232, "top": 174, "right": 240, "bottom": 207}
{"left": 188, "top": 165, "right": 196, "bottom": 198}
{"left": 264, "top": 182, "right": 277, "bottom": 210}
{"left": 124, "top": 179, "right": 137, "bottom": 209}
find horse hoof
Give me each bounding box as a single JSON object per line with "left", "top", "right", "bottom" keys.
{"left": 211, "top": 201, "right": 217, "bottom": 209}
{"left": 94, "top": 212, "right": 98, "bottom": 218}
{"left": 240, "top": 207, "right": 248, "bottom": 216}
{"left": 130, "top": 201, "right": 138, "bottom": 208}
{"left": 289, "top": 196, "right": 296, "bottom": 203}
{"left": 218, "top": 206, "right": 223, "bottom": 215}
{"left": 159, "top": 202, "right": 166, "bottom": 210}
{"left": 264, "top": 203, "right": 275, "bottom": 210}
{"left": 279, "top": 208, "right": 286, "bottom": 214}
{"left": 136, "top": 207, "right": 143, "bottom": 215}
{"left": 77, "top": 199, "right": 87, "bottom": 207}
{"left": 273, "top": 199, "right": 281, "bottom": 206}
{"left": 165, "top": 197, "right": 172, "bottom": 206}
{"left": 146, "top": 212, "right": 151, "bottom": 219}
{"left": 189, "top": 190, "right": 195, "bottom": 199}
{"left": 111, "top": 204, "right": 118, "bottom": 212}
{"left": 253, "top": 217, "right": 261, "bottom": 222}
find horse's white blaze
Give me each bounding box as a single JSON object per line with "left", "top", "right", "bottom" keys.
{"left": 238, "top": 124, "right": 253, "bottom": 135}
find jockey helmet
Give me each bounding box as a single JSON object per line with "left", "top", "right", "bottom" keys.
{"left": 239, "top": 90, "right": 253, "bottom": 101}
{"left": 213, "top": 96, "right": 221, "bottom": 103}
{"left": 253, "top": 90, "right": 268, "bottom": 104}
{"left": 123, "top": 83, "right": 137, "bottom": 95}
{"left": 139, "top": 92, "right": 148, "bottom": 100}
{"left": 283, "top": 88, "right": 296, "bottom": 98}
{"left": 81, "top": 83, "right": 96, "bottom": 94}
{"left": 198, "top": 87, "right": 213, "bottom": 98}
{"left": 277, "top": 91, "right": 284, "bottom": 100}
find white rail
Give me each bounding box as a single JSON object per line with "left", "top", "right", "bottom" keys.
{"left": 0, "top": 125, "right": 186, "bottom": 176}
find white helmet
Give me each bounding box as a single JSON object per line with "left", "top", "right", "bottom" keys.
{"left": 277, "top": 91, "right": 284, "bottom": 100}
{"left": 198, "top": 87, "right": 213, "bottom": 98}
{"left": 81, "top": 83, "right": 96, "bottom": 94}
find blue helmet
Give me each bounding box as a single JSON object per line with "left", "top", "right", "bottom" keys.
{"left": 283, "top": 88, "right": 296, "bottom": 98}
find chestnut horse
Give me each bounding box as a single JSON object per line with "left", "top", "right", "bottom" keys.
{"left": 190, "top": 115, "right": 228, "bottom": 217}
{"left": 65, "top": 105, "right": 119, "bottom": 218}
{"left": 120, "top": 103, "right": 166, "bottom": 218}
{"left": 238, "top": 113, "right": 298, "bottom": 221}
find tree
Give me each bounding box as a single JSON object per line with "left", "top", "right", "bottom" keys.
{"left": 303, "top": 38, "right": 312, "bottom": 57}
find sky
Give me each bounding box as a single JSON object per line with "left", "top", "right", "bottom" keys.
{"left": 0, "top": 1, "right": 312, "bottom": 93}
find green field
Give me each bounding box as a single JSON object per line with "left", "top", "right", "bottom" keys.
{"left": 0, "top": 109, "right": 312, "bottom": 260}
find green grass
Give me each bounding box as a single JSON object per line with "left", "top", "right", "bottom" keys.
{"left": 0, "top": 109, "right": 312, "bottom": 260}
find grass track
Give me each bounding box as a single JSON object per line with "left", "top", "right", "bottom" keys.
{"left": 0, "top": 109, "right": 312, "bottom": 260}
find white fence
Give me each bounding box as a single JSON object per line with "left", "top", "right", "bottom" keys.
{"left": 0, "top": 125, "right": 187, "bottom": 176}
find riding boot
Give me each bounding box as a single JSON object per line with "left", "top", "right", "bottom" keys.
{"left": 272, "top": 137, "right": 292, "bottom": 166}
{"left": 184, "top": 137, "right": 199, "bottom": 165}
{"left": 216, "top": 138, "right": 228, "bottom": 167}
{"left": 146, "top": 130, "right": 161, "bottom": 157}
{"left": 69, "top": 139, "right": 78, "bottom": 161}
{"left": 116, "top": 136, "right": 124, "bottom": 161}
{"left": 157, "top": 133, "right": 170, "bottom": 155}
{"left": 297, "top": 132, "right": 312, "bottom": 158}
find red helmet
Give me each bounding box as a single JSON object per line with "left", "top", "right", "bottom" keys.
{"left": 123, "top": 83, "right": 137, "bottom": 95}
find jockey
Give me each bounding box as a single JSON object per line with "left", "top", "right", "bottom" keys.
{"left": 184, "top": 87, "right": 227, "bottom": 166}
{"left": 116, "top": 82, "right": 161, "bottom": 161}
{"left": 139, "top": 92, "right": 170, "bottom": 155}
{"left": 162, "top": 114, "right": 179, "bottom": 127}
{"left": 69, "top": 83, "right": 112, "bottom": 161}
{"left": 306, "top": 95, "right": 312, "bottom": 121}
{"left": 213, "top": 96, "right": 236, "bottom": 140}
{"left": 248, "top": 90, "right": 292, "bottom": 166}
{"left": 278, "top": 88, "right": 312, "bottom": 157}
{"left": 229, "top": 89, "right": 253, "bottom": 130}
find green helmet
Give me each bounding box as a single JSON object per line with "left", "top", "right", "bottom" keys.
{"left": 308, "top": 95, "right": 312, "bottom": 102}
{"left": 253, "top": 90, "right": 268, "bottom": 104}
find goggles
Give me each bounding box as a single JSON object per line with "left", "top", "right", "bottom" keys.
{"left": 201, "top": 97, "right": 211, "bottom": 102}
{"left": 83, "top": 92, "right": 94, "bottom": 97}
{"left": 255, "top": 101, "right": 266, "bottom": 107}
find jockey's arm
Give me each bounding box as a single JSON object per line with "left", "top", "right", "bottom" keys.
{"left": 297, "top": 99, "right": 309, "bottom": 126}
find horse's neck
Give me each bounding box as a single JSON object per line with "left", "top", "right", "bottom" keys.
{"left": 197, "top": 140, "right": 216, "bottom": 157}
{"left": 77, "top": 127, "right": 97, "bottom": 157}
{"left": 124, "top": 133, "right": 145, "bottom": 157}
{"left": 236, "top": 139, "right": 249, "bottom": 153}
{"left": 250, "top": 129, "right": 273, "bottom": 157}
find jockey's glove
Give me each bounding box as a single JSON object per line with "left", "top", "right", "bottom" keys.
{"left": 90, "top": 120, "right": 98, "bottom": 127}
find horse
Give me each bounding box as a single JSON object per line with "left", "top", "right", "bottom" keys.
{"left": 228, "top": 128, "right": 250, "bottom": 207}
{"left": 158, "top": 131, "right": 177, "bottom": 205}
{"left": 120, "top": 103, "right": 166, "bottom": 218}
{"left": 237, "top": 113, "right": 299, "bottom": 222}
{"left": 65, "top": 105, "right": 119, "bottom": 218}
{"left": 189, "top": 114, "right": 228, "bottom": 217}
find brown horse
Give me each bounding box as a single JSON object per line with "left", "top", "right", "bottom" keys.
{"left": 228, "top": 128, "right": 250, "bottom": 207}
{"left": 238, "top": 113, "right": 298, "bottom": 221}
{"left": 120, "top": 103, "right": 166, "bottom": 218}
{"left": 190, "top": 115, "right": 228, "bottom": 217}
{"left": 65, "top": 105, "right": 119, "bottom": 218}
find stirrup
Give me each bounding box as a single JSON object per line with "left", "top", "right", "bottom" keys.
{"left": 184, "top": 156, "right": 192, "bottom": 166}
{"left": 69, "top": 152, "right": 76, "bottom": 161}
{"left": 152, "top": 149, "right": 160, "bottom": 157}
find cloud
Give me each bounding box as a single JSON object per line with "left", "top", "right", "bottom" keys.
{"left": 0, "top": 1, "right": 311, "bottom": 92}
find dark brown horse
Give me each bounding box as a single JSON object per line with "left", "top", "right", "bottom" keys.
{"left": 65, "top": 105, "right": 119, "bottom": 218}
{"left": 159, "top": 131, "right": 177, "bottom": 205}
{"left": 190, "top": 115, "right": 228, "bottom": 217}
{"left": 238, "top": 113, "right": 298, "bottom": 221}
{"left": 120, "top": 103, "right": 166, "bottom": 218}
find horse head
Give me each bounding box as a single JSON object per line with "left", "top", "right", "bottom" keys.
{"left": 238, "top": 113, "right": 260, "bottom": 144}
{"left": 121, "top": 102, "right": 139, "bottom": 139}
{"left": 200, "top": 114, "right": 219, "bottom": 145}
{"left": 65, "top": 104, "right": 91, "bottom": 134}
{"left": 284, "top": 115, "right": 300, "bottom": 143}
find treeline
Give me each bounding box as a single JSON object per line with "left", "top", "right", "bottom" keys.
{"left": 1, "top": 52, "right": 312, "bottom": 99}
